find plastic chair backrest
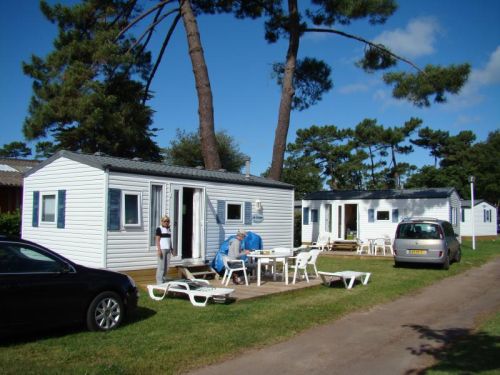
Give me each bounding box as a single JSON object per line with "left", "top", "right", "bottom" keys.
{"left": 295, "top": 251, "right": 311, "bottom": 268}
{"left": 308, "top": 249, "right": 321, "bottom": 264}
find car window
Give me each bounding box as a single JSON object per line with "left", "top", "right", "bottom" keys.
{"left": 396, "top": 223, "right": 442, "bottom": 240}
{"left": 0, "top": 243, "right": 64, "bottom": 273}
{"left": 442, "top": 222, "right": 455, "bottom": 237}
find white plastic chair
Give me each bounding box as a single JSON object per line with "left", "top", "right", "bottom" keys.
{"left": 311, "top": 233, "right": 330, "bottom": 251}
{"left": 372, "top": 238, "right": 386, "bottom": 256}
{"left": 270, "top": 247, "right": 292, "bottom": 280}
{"left": 290, "top": 251, "right": 312, "bottom": 284}
{"left": 306, "top": 249, "right": 322, "bottom": 278}
{"left": 384, "top": 235, "right": 394, "bottom": 255}
{"left": 221, "top": 256, "right": 248, "bottom": 286}
{"left": 356, "top": 238, "right": 371, "bottom": 255}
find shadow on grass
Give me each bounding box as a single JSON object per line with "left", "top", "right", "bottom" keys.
{"left": 404, "top": 324, "right": 500, "bottom": 374}
{"left": 0, "top": 306, "right": 156, "bottom": 347}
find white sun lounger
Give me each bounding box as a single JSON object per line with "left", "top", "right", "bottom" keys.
{"left": 147, "top": 279, "right": 234, "bottom": 307}
{"left": 318, "top": 271, "right": 371, "bottom": 289}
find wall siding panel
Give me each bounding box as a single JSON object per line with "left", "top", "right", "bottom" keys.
{"left": 22, "top": 157, "right": 105, "bottom": 268}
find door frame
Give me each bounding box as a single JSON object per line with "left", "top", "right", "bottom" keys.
{"left": 169, "top": 184, "right": 206, "bottom": 262}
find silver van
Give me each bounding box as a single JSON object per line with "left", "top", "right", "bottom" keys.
{"left": 393, "top": 218, "right": 461, "bottom": 270}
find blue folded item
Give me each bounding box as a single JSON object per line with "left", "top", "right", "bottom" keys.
{"left": 211, "top": 231, "right": 263, "bottom": 273}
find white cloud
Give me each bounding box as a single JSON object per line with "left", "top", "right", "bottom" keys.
{"left": 447, "top": 45, "right": 500, "bottom": 109}
{"left": 373, "top": 17, "right": 440, "bottom": 59}
{"left": 338, "top": 83, "right": 370, "bottom": 94}
{"left": 470, "top": 45, "right": 500, "bottom": 86}
{"left": 455, "top": 114, "right": 482, "bottom": 126}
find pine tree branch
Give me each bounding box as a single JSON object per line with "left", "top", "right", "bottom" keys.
{"left": 143, "top": 13, "right": 182, "bottom": 103}
{"left": 116, "top": 0, "right": 174, "bottom": 40}
{"left": 136, "top": 4, "right": 172, "bottom": 56}
{"left": 305, "top": 27, "right": 424, "bottom": 74}
{"left": 128, "top": 8, "right": 180, "bottom": 53}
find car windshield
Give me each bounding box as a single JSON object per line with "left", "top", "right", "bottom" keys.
{"left": 396, "top": 223, "right": 442, "bottom": 240}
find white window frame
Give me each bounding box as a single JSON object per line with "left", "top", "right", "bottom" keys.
{"left": 226, "top": 201, "right": 244, "bottom": 223}
{"left": 122, "top": 191, "right": 142, "bottom": 227}
{"left": 376, "top": 210, "right": 390, "bottom": 221}
{"left": 40, "top": 193, "right": 57, "bottom": 224}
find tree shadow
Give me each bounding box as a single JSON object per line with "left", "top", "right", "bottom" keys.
{"left": 403, "top": 324, "right": 500, "bottom": 374}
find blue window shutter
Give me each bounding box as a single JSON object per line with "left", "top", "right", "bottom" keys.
{"left": 108, "top": 188, "right": 121, "bottom": 231}
{"left": 392, "top": 209, "right": 399, "bottom": 223}
{"left": 32, "top": 191, "right": 39, "bottom": 227}
{"left": 368, "top": 209, "right": 374, "bottom": 223}
{"left": 311, "top": 209, "right": 318, "bottom": 223}
{"left": 57, "top": 190, "right": 66, "bottom": 228}
{"left": 303, "top": 207, "right": 309, "bottom": 225}
{"left": 216, "top": 200, "right": 226, "bottom": 224}
{"left": 244, "top": 201, "right": 252, "bottom": 225}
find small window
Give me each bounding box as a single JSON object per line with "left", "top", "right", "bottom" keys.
{"left": 226, "top": 202, "right": 243, "bottom": 222}
{"left": 376, "top": 211, "right": 389, "bottom": 221}
{"left": 41, "top": 194, "right": 56, "bottom": 223}
{"left": 461, "top": 209, "right": 465, "bottom": 222}
{"left": 123, "top": 192, "right": 141, "bottom": 226}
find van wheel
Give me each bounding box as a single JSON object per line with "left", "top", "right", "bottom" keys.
{"left": 442, "top": 253, "right": 450, "bottom": 270}
{"left": 455, "top": 247, "right": 462, "bottom": 263}
{"left": 86, "top": 291, "right": 124, "bottom": 331}
{"left": 394, "top": 261, "right": 402, "bottom": 268}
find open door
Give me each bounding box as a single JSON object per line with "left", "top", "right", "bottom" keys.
{"left": 170, "top": 185, "right": 205, "bottom": 262}
{"left": 344, "top": 204, "right": 358, "bottom": 240}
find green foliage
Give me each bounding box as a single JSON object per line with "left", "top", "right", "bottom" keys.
{"left": 280, "top": 154, "right": 323, "bottom": 199}
{"left": 384, "top": 64, "right": 471, "bottom": 107}
{"left": 0, "top": 210, "right": 21, "bottom": 237}
{"left": 35, "top": 141, "right": 57, "bottom": 159}
{"left": 163, "top": 129, "right": 248, "bottom": 172}
{"left": 272, "top": 57, "right": 333, "bottom": 111}
{"left": 0, "top": 142, "right": 32, "bottom": 158}
{"left": 23, "top": 0, "right": 161, "bottom": 161}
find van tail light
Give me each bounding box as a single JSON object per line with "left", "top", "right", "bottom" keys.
{"left": 394, "top": 249, "right": 397, "bottom": 255}
{"left": 438, "top": 251, "right": 443, "bottom": 258}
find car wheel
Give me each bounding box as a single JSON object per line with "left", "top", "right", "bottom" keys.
{"left": 86, "top": 291, "right": 124, "bottom": 332}
{"left": 455, "top": 247, "right": 462, "bottom": 263}
{"left": 394, "top": 261, "right": 403, "bottom": 268}
{"left": 442, "top": 252, "right": 450, "bottom": 270}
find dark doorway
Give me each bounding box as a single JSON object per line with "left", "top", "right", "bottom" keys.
{"left": 344, "top": 204, "right": 358, "bottom": 239}
{"left": 182, "top": 188, "right": 194, "bottom": 259}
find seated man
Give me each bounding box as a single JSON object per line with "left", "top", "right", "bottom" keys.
{"left": 227, "top": 230, "right": 255, "bottom": 284}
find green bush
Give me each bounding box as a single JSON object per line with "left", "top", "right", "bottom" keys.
{"left": 0, "top": 210, "right": 21, "bottom": 237}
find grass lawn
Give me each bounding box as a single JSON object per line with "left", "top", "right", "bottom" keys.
{"left": 0, "top": 238, "right": 498, "bottom": 375}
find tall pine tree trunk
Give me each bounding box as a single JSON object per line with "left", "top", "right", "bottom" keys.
{"left": 268, "top": 0, "right": 300, "bottom": 181}
{"left": 179, "top": 0, "right": 221, "bottom": 170}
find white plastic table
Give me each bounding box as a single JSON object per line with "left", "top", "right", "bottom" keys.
{"left": 318, "top": 270, "right": 371, "bottom": 289}
{"left": 247, "top": 252, "right": 292, "bottom": 286}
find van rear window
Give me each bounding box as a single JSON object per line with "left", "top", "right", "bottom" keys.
{"left": 396, "top": 223, "right": 442, "bottom": 240}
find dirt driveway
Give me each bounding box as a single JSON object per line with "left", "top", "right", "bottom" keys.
{"left": 189, "top": 257, "right": 500, "bottom": 375}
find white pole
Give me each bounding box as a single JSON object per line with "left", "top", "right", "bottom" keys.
{"left": 470, "top": 179, "right": 476, "bottom": 250}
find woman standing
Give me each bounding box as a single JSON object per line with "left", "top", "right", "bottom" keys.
{"left": 156, "top": 215, "right": 173, "bottom": 284}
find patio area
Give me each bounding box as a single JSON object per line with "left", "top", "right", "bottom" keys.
{"left": 126, "top": 268, "right": 324, "bottom": 301}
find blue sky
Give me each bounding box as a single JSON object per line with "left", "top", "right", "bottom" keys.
{"left": 1, "top": 0, "right": 499, "bottom": 176}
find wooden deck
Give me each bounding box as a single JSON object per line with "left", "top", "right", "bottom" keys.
{"left": 124, "top": 251, "right": 391, "bottom": 303}
{"left": 125, "top": 268, "right": 323, "bottom": 301}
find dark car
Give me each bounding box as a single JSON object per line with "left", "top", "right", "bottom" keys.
{"left": 393, "top": 218, "right": 461, "bottom": 270}
{"left": 0, "top": 236, "right": 138, "bottom": 334}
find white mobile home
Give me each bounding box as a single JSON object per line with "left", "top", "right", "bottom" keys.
{"left": 302, "top": 188, "right": 461, "bottom": 244}
{"left": 460, "top": 200, "right": 497, "bottom": 237}
{"left": 22, "top": 151, "right": 294, "bottom": 271}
